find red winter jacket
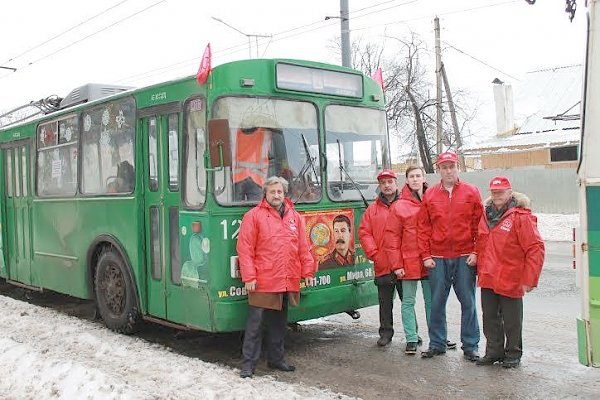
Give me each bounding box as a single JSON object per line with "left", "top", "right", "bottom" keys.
{"left": 236, "top": 198, "right": 316, "bottom": 293}
{"left": 476, "top": 193, "right": 545, "bottom": 298}
{"left": 384, "top": 185, "right": 428, "bottom": 279}
{"left": 359, "top": 194, "right": 396, "bottom": 277}
{"left": 418, "top": 180, "right": 483, "bottom": 259}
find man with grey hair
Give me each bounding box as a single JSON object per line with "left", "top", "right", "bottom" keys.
{"left": 236, "top": 176, "right": 316, "bottom": 378}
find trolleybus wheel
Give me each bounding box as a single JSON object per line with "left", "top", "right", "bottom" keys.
{"left": 95, "top": 250, "right": 140, "bottom": 334}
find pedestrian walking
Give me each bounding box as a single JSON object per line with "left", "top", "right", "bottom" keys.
{"left": 418, "top": 151, "right": 483, "bottom": 361}
{"left": 236, "top": 176, "right": 316, "bottom": 378}
{"left": 475, "top": 176, "right": 545, "bottom": 368}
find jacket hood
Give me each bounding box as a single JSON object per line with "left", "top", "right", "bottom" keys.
{"left": 483, "top": 191, "right": 530, "bottom": 209}
{"left": 400, "top": 184, "right": 422, "bottom": 203}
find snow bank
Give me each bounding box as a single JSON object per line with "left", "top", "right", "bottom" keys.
{"left": 535, "top": 213, "right": 578, "bottom": 242}
{"left": 0, "top": 296, "right": 351, "bottom": 400}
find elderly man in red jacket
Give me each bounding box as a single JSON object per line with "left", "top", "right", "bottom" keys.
{"left": 236, "top": 176, "right": 316, "bottom": 378}
{"left": 418, "top": 151, "right": 483, "bottom": 361}
{"left": 475, "top": 176, "right": 545, "bottom": 368}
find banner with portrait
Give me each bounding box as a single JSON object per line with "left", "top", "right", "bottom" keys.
{"left": 301, "top": 209, "right": 355, "bottom": 271}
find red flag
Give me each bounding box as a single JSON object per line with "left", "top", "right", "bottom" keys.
{"left": 196, "top": 43, "right": 212, "bottom": 85}
{"left": 372, "top": 67, "right": 384, "bottom": 91}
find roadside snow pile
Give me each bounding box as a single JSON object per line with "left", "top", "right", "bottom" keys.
{"left": 0, "top": 296, "right": 350, "bottom": 400}
{"left": 535, "top": 213, "right": 578, "bottom": 242}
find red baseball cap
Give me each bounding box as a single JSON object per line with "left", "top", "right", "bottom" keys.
{"left": 436, "top": 151, "right": 458, "bottom": 165}
{"left": 489, "top": 176, "right": 512, "bottom": 190}
{"left": 377, "top": 169, "right": 397, "bottom": 181}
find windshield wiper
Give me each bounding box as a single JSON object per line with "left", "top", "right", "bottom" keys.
{"left": 336, "top": 139, "right": 369, "bottom": 208}
{"left": 293, "top": 134, "right": 320, "bottom": 204}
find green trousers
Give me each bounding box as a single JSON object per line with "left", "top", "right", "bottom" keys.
{"left": 401, "top": 279, "right": 432, "bottom": 343}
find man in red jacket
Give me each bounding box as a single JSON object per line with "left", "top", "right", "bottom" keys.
{"left": 418, "top": 151, "right": 483, "bottom": 361}
{"left": 236, "top": 176, "right": 316, "bottom": 378}
{"left": 475, "top": 176, "right": 545, "bottom": 368}
{"left": 359, "top": 169, "right": 403, "bottom": 347}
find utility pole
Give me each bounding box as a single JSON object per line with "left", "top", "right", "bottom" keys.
{"left": 434, "top": 17, "right": 443, "bottom": 154}
{"left": 1, "top": 66, "right": 16, "bottom": 72}
{"left": 340, "top": 0, "right": 351, "bottom": 67}
{"left": 441, "top": 62, "right": 466, "bottom": 171}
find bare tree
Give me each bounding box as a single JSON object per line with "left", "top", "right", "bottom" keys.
{"left": 332, "top": 32, "right": 477, "bottom": 173}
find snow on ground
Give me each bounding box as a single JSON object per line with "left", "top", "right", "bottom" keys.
{"left": 0, "top": 295, "right": 351, "bottom": 400}
{"left": 535, "top": 213, "right": 578, "bottom": 242}
{"left": 0, "top": 213, "right": 578, "bottom": 399}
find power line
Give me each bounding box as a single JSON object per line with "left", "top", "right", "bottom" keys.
{"left": 443, "top": 41, "right": 520, "bottom": 81}
{"left": 352, "top": 0, "right": 519, "bottom": 32}
{"left": 1, "top": 0, "right": 132, "bottom": 66}
{"left": 0, "top": 0, "right": 166, "bottom": 80}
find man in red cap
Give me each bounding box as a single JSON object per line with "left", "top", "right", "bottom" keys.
{"left": 475, "top": 176, "right": 544, "bottom": 368}
{"left": 418, "top": 151, "right": 483, "bottom": 361}
{"left": 359, "top": 168, "right": 404, "bottom": 346}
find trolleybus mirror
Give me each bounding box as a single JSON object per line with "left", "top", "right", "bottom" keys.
{"left": 207, "top": 119, "right": 232, "bottom": 169}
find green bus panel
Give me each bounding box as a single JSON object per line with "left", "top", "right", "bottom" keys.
{"left": 32, "top": 198, "right": 142, "bottom": 299}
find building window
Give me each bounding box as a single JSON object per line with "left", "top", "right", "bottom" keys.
{"left": 550, "top": 145, "right": 578, "bottom": 162}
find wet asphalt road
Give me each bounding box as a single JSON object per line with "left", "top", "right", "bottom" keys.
{"left": 2, "top": 241, "right": 600, "bottom": 399}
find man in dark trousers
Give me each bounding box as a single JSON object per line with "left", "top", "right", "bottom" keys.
{"left": 475, "top": 176, "right": 545, "bottom": 368}
{"left": 236, "top": 176, "right": 315, "bottom": 378}
{"left": 359, "top": 169, "right": 403, "bottom": 346}
{"left": 418, "top": 151, "right": 483, "bottom": 361}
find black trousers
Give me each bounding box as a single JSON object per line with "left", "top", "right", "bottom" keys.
{"left": 234, "top": 177, "right": 262, "bottom": 201}
{"left": 241, "top": 301, "right": 288, "bottom": 371}
{"left": 377, "top": 280, "right": 403, "bottom": 339}
{"left": 481, "top": 288, "right": 523, "bottom": 359}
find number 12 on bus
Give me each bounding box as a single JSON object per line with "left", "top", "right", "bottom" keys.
{"left": 0, "top": 59, "right": 390, "bottom": 333}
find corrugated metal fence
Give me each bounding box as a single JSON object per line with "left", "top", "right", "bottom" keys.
{"left": 424, "top": 167, "right": 577, "bottom": 213}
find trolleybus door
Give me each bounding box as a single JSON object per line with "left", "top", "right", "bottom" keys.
{"left": 142, "top": 112, "right": 182, "bottom": 320}
{"left": 2, "top": 143, "right": 33, "bottom": 284}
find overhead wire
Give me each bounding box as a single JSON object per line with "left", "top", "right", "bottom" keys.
{"left": 119, "top": 0, "right": 421, "bottom": 83}
{"left": 0, "top": 0, "right": 166, "bottom": 81}
{"left": 1, "top": 0, "right": 132, "bottom": 65}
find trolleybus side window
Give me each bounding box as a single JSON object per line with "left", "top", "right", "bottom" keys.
{"left": 184, "top": 97, "right": 207, "bottom": 208}
{"left": 212, "top": 96, "right": 320, "bottom": 205}
{"left": 168, "top": 113, "right": 179, "bottom": 191}
{"left": 324, "top": 105, "right": 389, "bottom": 202}
{"left": 21, "top": 147, "right": 28, "bottom": 196}
{"left": 81, "top": 97, "right": 136, "bottom": 195}
{"left": 5, "top": 149, "right": 13, "bottom": 197}
{"left": 36, "top": 116, "right": 78, "bottom": 197}
{"left": 148, "top": 117, "right": 159, "bottom": 192}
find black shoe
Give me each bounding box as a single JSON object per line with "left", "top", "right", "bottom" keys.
{"left": 377, "top": 336, "right": 392, "bottom": 347}
{"left": 421, "top": 348, "right": 446, "bottom": 358}
{"left": 239, "top": 369, "right": 253, "bottom": 378}
{"left": 476, "top": 355, "right": 504, "bottom": 366}
{"left": 463, "top": 350, "right": 480, "bottom": 362}
{"left": 446, "top": 340, "right": 457, "bottom": 350}
{"left": 502, "top": 358, "right": 520, "bottom": 368}
{"left": 417, "top": 336, "right": 423, "bottom": 346}
{"left": 405, "top": 342, "right": 418, "bottom": 355}
{"left": 267, "top": 361, "right": 296, "bottom": 372}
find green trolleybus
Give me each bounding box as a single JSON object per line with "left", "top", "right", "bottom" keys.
{"left": 0, "top": 59, "right": 389, "bottom": 333}
{"left": 578, "top": 0, "right": 600, "bottom": 367}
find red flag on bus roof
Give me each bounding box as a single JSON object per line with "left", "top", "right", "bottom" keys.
{"left": 372, "top": 67, "right": 384, "bottom": 91}
{"left": 196, "top": 43, "right": 212, "bottom": 85}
